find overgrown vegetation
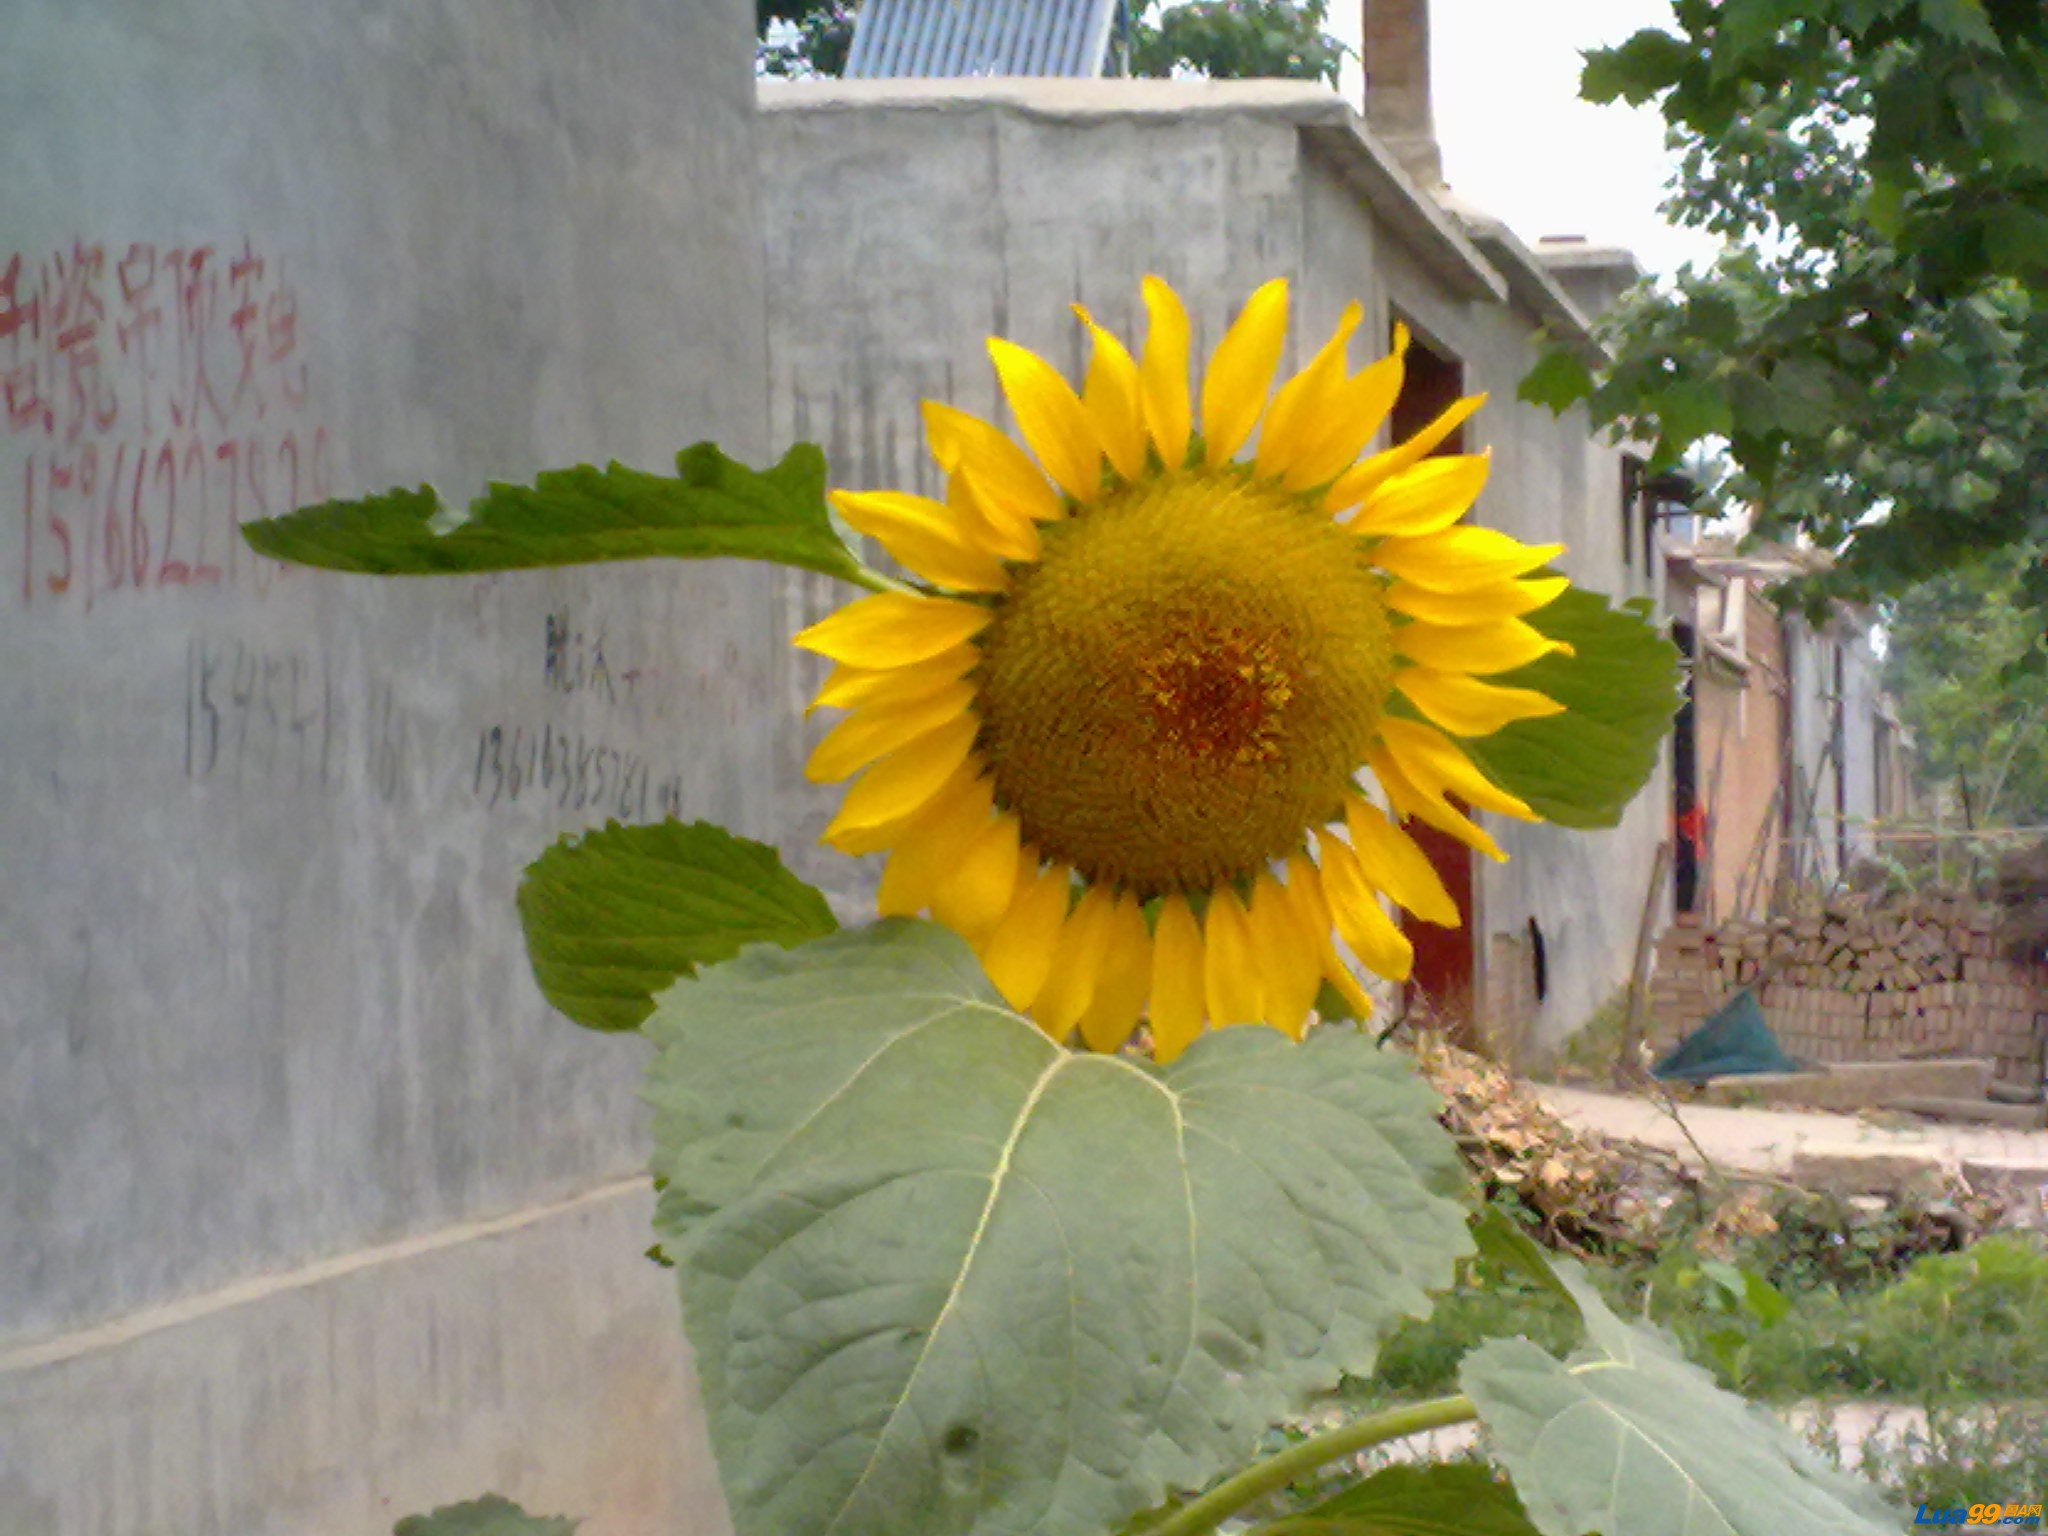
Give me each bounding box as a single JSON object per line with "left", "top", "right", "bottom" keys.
{"left": 1841, "top": 1404, "right": 2048, "bottom": 1511}
{"left": 1885, "top": 542, "right": 2048, "bottom": 828}
{"left": 1355, "top": 1209, "right": 2048, "bottom": 1409}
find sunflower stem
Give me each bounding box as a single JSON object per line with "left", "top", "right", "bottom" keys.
{"left": 839, "top": 562, "right": 919, "bottom": 595}
{"left": 1141, "top": 1394, "right": 1479, "bottom": 1536}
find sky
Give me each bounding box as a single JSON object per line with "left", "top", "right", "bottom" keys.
{"left": 1325, "top": 0, "right": 1725, "bottom": 280}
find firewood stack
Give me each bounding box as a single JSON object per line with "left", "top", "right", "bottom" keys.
{"left": 1650, "top": 888, "right": 2048, "bottom": 1086}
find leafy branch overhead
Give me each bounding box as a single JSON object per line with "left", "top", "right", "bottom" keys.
{"left": 241, "top": 442, "right": 872, "bottom": 586}
{"left": 1540, "top": 0, "right": 2048, "bottom": 622}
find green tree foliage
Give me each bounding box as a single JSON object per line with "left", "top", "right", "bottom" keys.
{"left": 1129, "top": 0, "right": 1343, "bottom": 86}
{"left": 1884, "top": 540, "right": 2048, "bottom": 827}
{"left": 755, "top": 0, "right": 1343, "bottom": 85}
{"left": 756, "top": 0, "right": 855, "bottom": 78}
{"left": 1535, "top": 0, "right": 2048, "bottom": 628}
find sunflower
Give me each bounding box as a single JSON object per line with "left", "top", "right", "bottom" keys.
{"left": 794, "top": 276, "right": 1571, "bottom": 1061}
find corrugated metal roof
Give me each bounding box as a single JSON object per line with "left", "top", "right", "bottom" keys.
{"left": 845, "top": 0, "right": 1121, "bottom": 78}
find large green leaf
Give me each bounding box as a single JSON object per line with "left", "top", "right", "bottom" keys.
{"left": 241, "top": 441, "right": 870, "bottom": 584}
{"left": 644, "top": 920, "right": 1472, "bottom": 1536}
{"left": 517, "top": 819, "right": 837, "bottom": 1033}
{"left": 1460, "top": 588, "right": 1682, "bottom": 829}
{"left": 392, "top": 1495, "right": 576, "bottom": 1536}
{"left": 1254, "top": 1463, "right": 1544, "bottom": 1536}
{"left": 1460, "top": 1265, "right": 1900, "bottom": 1536}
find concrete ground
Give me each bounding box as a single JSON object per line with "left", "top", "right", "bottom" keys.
{"left": 1534, "top": 1083, "right": 2048, "bottom": 1210}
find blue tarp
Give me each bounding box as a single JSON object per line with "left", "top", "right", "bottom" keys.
{"left": 1652, "top": 987, "right": 1803, "bottom": 1081}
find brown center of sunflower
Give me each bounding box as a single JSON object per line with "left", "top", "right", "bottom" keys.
{"left": 971, "top": 470, "right": 1396, "bottom": 897}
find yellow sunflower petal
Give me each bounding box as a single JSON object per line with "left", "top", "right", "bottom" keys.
{"left": 876, "top": 772, "right": 995, "bottom": 917}
{"left": 988, "top": 337, "right": 1104, "bottom": 501}
{"left": 1368, "top": 744, "right": 1506, "bottom": 862}
{"left": 978, "top": 857, "right": 1073, "bottom": 1011}
{"left": 1139, "top": 275, "right": 1193, "bottom": 469}
{"left": 1372, "top": 527, "right": 1565, "bottom": 592}
{"left": 804, "top": 678, "right": 978, "bottom": 783}
{"left": 1202, "top": 277, "right": 1289, "bottom": 466}
{"left": 1202, "top": 886, "right": 1264, "bottom": 1026}
{"left": 1076, "top": 894, "right": 1153, "bottom": 1053}
{"left": 1327, "top": 392, "right": 1487, "bottom": 511}
{"left": 950, "top": 469, "right": 1042, "bottom": 564}
{"left": 1342, "top": 797, "right": 1460, "bottom": 928}
{"left": 1395, "top": 615, "right": 1569, "bottom": 675}
{"left": 1249, "top": 872, "right": 1322, "bottom": 1039}
{"left": 1075, "top": 304, "right": 1148, "bottom": 483}
{"left": 793, "top": 591, "right": 992, "bottom": 666}
{"left": 1385, "top": 576, "right": 1569, "bottom": 625}
{"left": 831, "top": 489, "right": 1008, "bottom": 593}
{"left": 1148, "top": 894, "right": 1206, "bottom": 1063}
{"left": 1396, "top": 666, "right": 1565, "bottom": 737}
{"left": 821, "top": 755, "right": 981, "bottom": 857}
{"left": 1255, "top": 300, "right": 1361, "bottom": 481}
{"left": 924, "top": 399, "right": 1065, "bottom": 526}
{"left": 1033, "top": 884, "right": 1118, "bottom": 1041}
{"left": 1347, "top": 453, "right": 1491, "bottom": 539}
{"left": 1286, "top": 854, "right": 1377, "bottom": 1020}
{"left": 1379, "top": 718, "right": 1537, "bottom": 821}
{"left": 807, "top": 645, "right": 980, "bottom": 715}
{"left": 820, "top": 712, "right": 981, "bottom": 840}
{"left": 1282, "top": 338, "right": 1409, "bottom": 491}
{"left": 1315, "top": 831, "right": 1415, "bottom": 983}
{"left": 929, "top": 810, "right": 1022, "bottom": 939}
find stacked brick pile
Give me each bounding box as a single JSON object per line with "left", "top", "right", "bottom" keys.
{"left": 1649, "top": 891, "right": 2048, "bottom": 1085}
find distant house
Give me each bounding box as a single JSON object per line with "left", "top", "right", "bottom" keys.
{"left": 1664, "top": 538, "right": 1917, "bottom": 924}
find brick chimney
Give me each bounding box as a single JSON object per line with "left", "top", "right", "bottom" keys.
{"left": 1361, "top": 0, "right": 1443, "bottom": 187}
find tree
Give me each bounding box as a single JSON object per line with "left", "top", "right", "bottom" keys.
{"left": 756, "top": 0, "right": 855, "bottom": 78}
{"left": 755, "top": 0, "right": 1343, "bottom": 85}
{"left": 1885, "top": 541, "right": 2048, "bottom": 828}
{"left": 1129, "top": 0, "right": 1343, "bottom": 85}
{"left": 1525, "top": 0, "right": 2048, "bottom": 631}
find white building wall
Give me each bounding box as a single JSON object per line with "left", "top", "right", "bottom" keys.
{"left": 2, "top": 3, "right": 777, "bottom": 1528}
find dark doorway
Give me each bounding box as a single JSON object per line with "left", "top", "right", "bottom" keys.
{"left": 1671, "top": 621, "right": 1700, "bottom": 912}
{"left": 1388, "top": 324, "right": 1477, "bottom": 1041}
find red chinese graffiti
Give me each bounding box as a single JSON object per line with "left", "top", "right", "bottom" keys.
{"left": 5, "top": 240, "right": 332, "bottom": 611}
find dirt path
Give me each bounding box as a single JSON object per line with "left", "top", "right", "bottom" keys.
{"left": 1533, "top": 1083, "right": 2048, "bottom": 1209}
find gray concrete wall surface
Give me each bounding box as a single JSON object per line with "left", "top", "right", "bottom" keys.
{"left": 757, "top": 77, "right": 1666, "bottom": 1056}
{"left": 0, "top": 1184, "right": 729, "bottom": 1536}
{"left": 1782, "top": 617, "right": 1886, "bottom": 884}
{"left": 2, "top": 0, "right": 777, "bottom": 1528}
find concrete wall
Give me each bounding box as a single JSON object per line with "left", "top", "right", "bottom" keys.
{"left": 757, "top": 78, "right": 1666, "bottom": 1056}
{"left": 1695, "top": 593, "right": 1791, "bottom": 922}
{"left": 2, "top": 1, "right": 782, "bottom": 1528}
{"left": 1783, "top": 617, "right": 1887, "bottom": 887}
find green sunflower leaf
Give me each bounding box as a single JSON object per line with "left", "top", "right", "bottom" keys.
{"left": 240, "top": 441, "right": 871, "bottom": 585}
{"left": 1460, "top": 1263, "right": 1901, "bottom": 1536}
{"left": 517, "top": 819, "right": 838, "bottom": 1033}
{"left": 1460, "top": 587, "right": 1683, "bottom": 829}
{"left": 392, "top": 1494, "right": 577, "bottom": 1536}
{"left": 1254, "top": 1462, "right": 1544, "bottom": 1536}
{"left": 645, "top": 920, "right": 1472, "bottom": 1536}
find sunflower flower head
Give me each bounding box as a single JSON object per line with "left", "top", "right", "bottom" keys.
{"left": 795, "top": 277, "right": 1573, "bottom": 1061}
